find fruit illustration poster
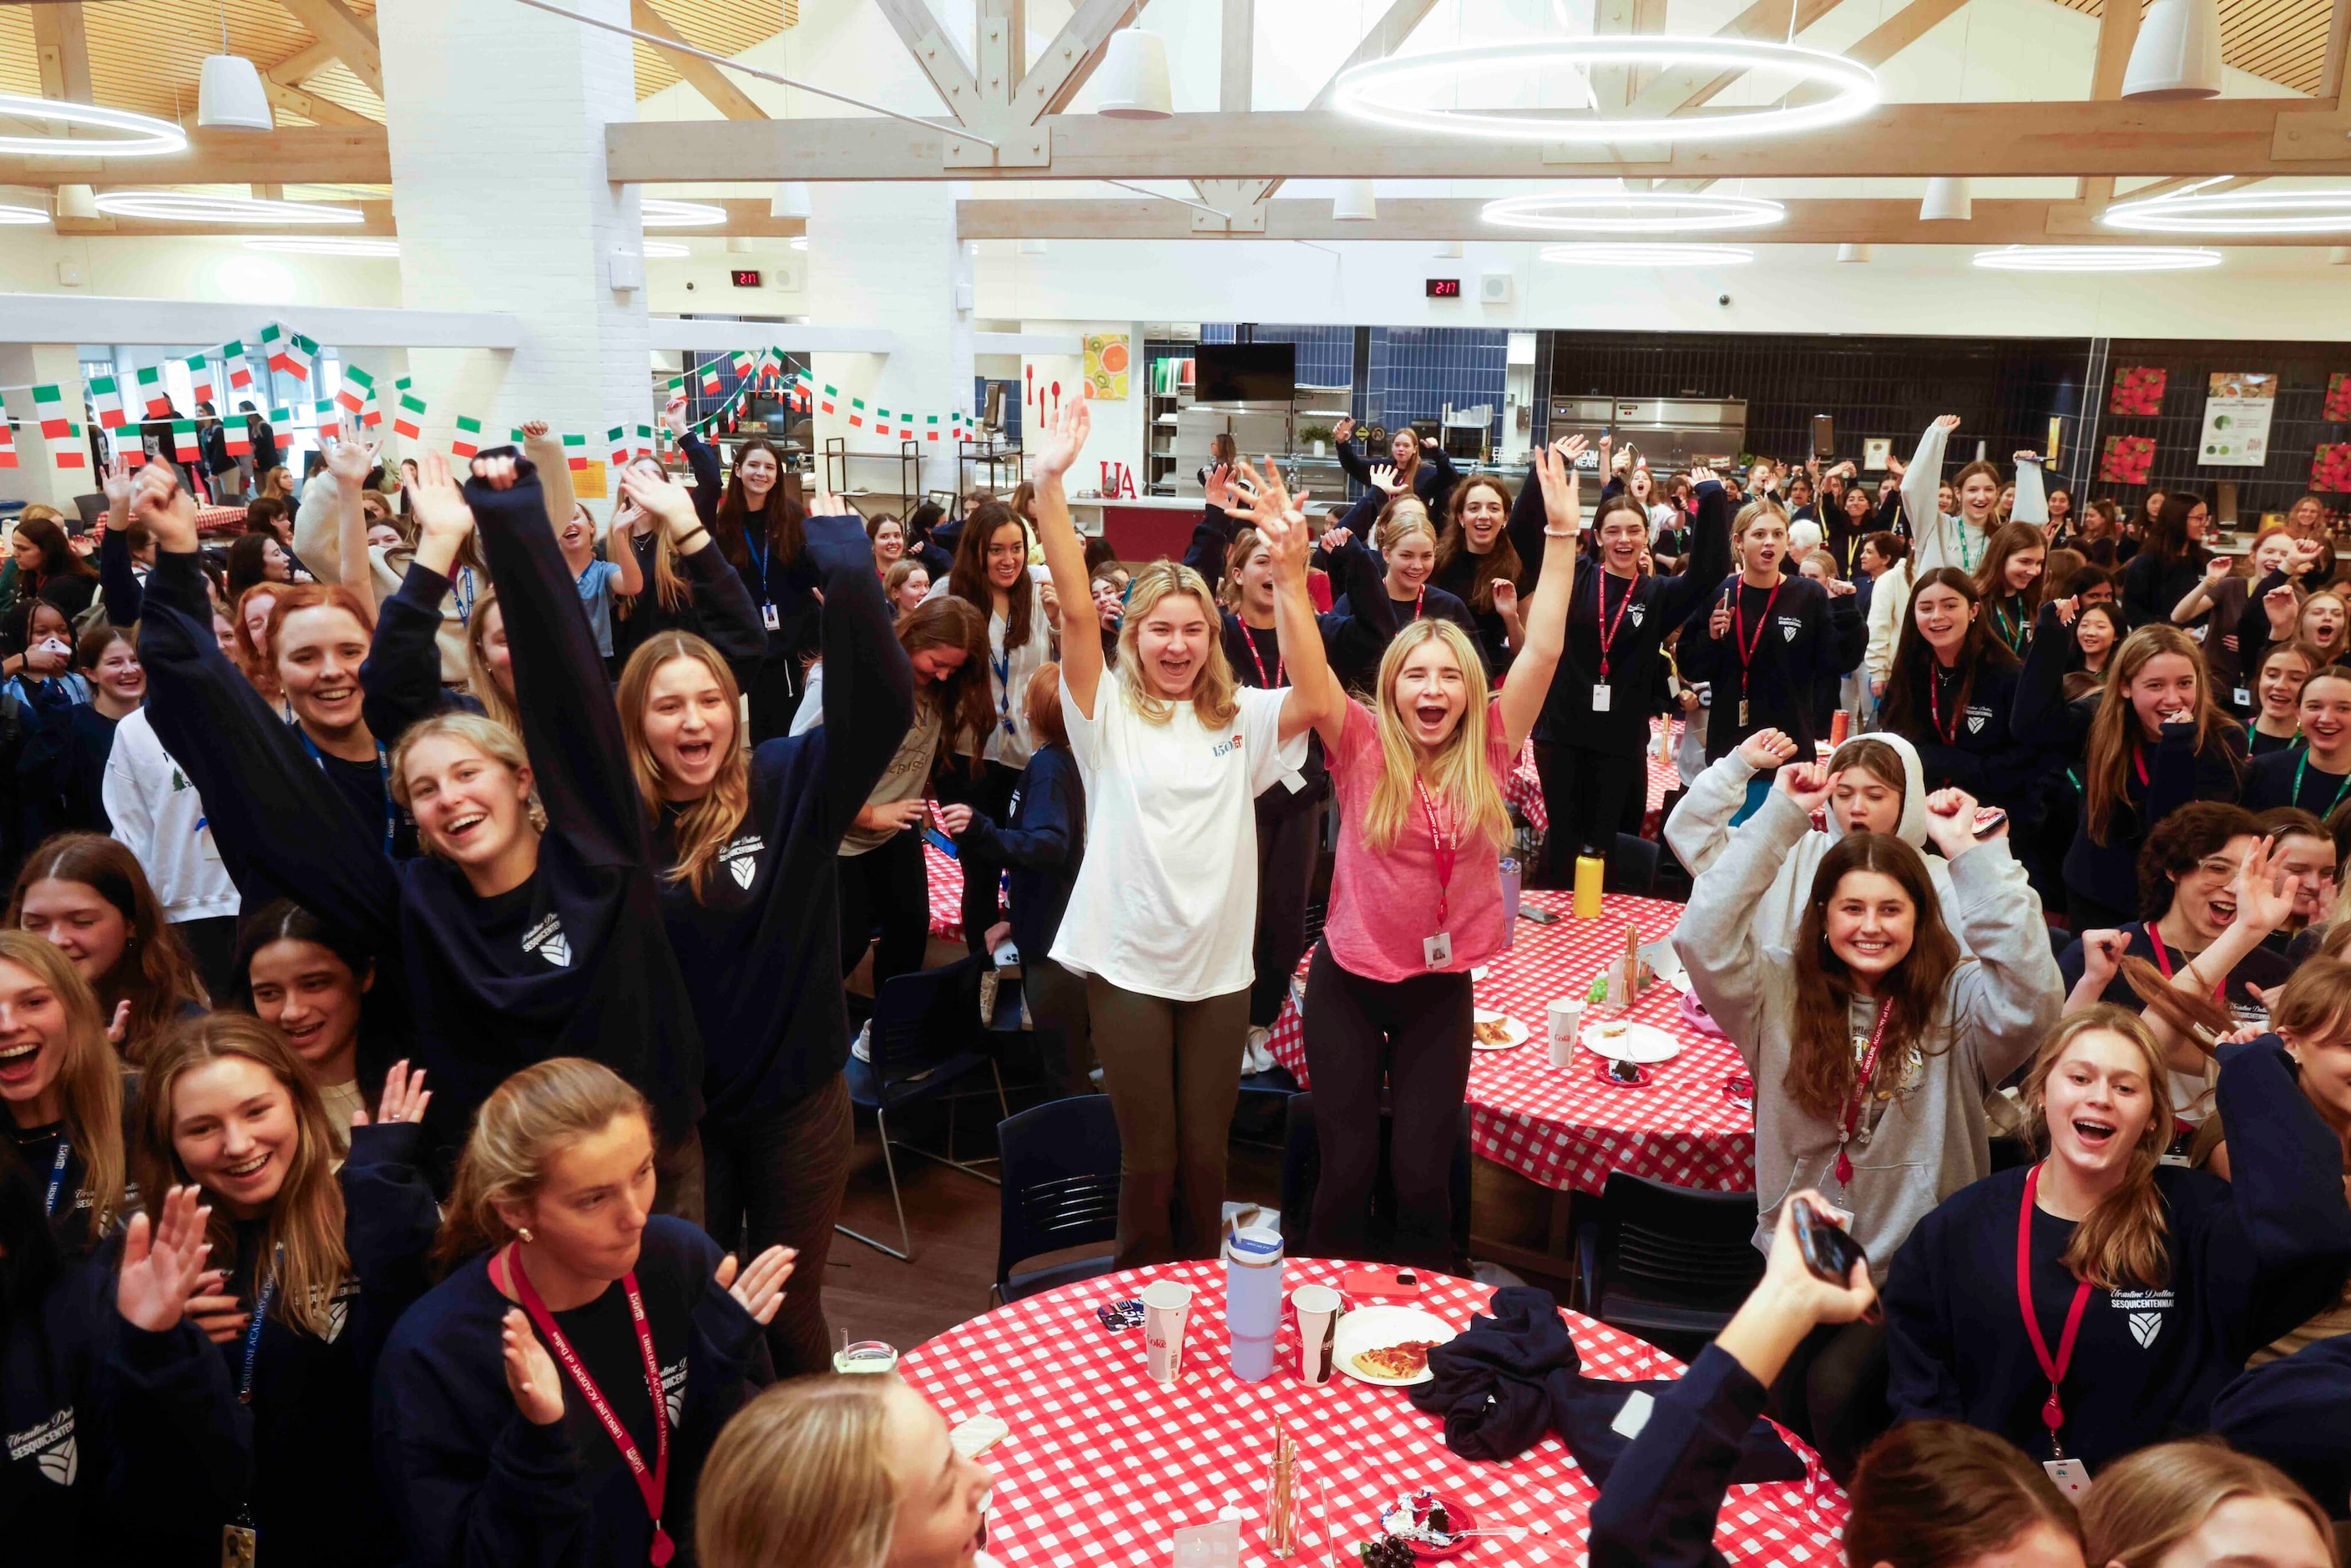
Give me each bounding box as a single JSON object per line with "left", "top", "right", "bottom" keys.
{"left": 1083, "top": 333, "right": 1130, "bottom": 401}
{"left": 2198, "top": 372, "right": 2275, "bottom": 468}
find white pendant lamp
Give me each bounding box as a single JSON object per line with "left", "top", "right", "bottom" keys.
{"left": 1095, "top": 28, "right": 1172, "bottom": 119}
{"left": 1332, "top": 180, "right": 1378, "bottom": 221}
{"left": 2120, "top": 0, "right": 2223, "bottom": 101}
{"left": 1838, "top": 243, "right": 1872, "bottom": 262}
{"left": 198, "top": 53, "right": 274, "bottom": 131}
{"left": 769, "top": 181, "right": 811, "bottom": 220}
{"left": 1920, "top": 177, "right": 1973, "bottom": 221}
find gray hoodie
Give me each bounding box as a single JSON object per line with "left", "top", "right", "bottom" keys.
{"left": 1662, "top": 732, "right": 2010, "bottom": 956}
{"left": 1673, "top": 790, "right": 2064, "bottom": 1276}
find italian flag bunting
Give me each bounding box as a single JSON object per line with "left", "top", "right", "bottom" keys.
{"left": 847, "top": 397, "right": 866, "bottom": 429}
{"left": 33, "top": 386, "right": 84, "bottom": 469}
{"left": 314, "top": 398, "right": 341, "bottom": 442}
{"left": 730, "top": 349, "right": 756, "bottom": 380}
{"left": 185, "top": 354, "right": 216, "bottom": 406}
{"left": 664, "top": 375, "right": 685, "bottom": 399}
{"left": 220, "top": 340, "right": 254, "bottom": 392}
{"left": 0, "top": 420, "right": 16, "bottom": 470}
{"left": 266, "top": 406, "right": 292, "bottom": 424}
{"left": 608, "top": 426, "right": 630, "bottom": 467}
{"left": 171, "top": 419, "right": 201, "bottom": 461}
{"left": 224, "top": 419, "right": 251, "bottom": 458}
{"left": 337, "top": 365, "right": 373, "bottom": 416}
{"left": 508, "top": 427, "right": 528, "bottom": 448}
{"left": 134, "top": 365, "right": 170, "bottom": 418}
{"left": 634, "top": 423, "right": 655, "bottom": 459}
{"left": 394, "top": 391, "right": 427, "bottom": 440}
{"left": 699, "top": 359, "right": 723, "bottom": 396}
{"left": 260, "top": 322, "right": 291, "bottom": 371}
{"left": 818, "top": 383, "right": 837, "bottom": 415}
{"left": 562, "top": 432, "right": 589, "bottom": 472}
{"left": 87, "top": 375, "right": 126, "bottom": 430}
{"left": 281, "top": 332, "right": 316, "bottom": 383}
{"left": 925, "top": 414, "right": 940, "bottom": 443}
{"left": 451, "top": 416, "right": 483, "bottom": 458}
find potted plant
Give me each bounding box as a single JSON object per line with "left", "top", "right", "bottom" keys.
{"left": 1298, "top": 420, "right": 1333, "bottom": 458}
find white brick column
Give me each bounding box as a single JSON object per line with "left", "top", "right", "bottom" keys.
{"left": 377, "top": 0, "right": 649, "bottom": 461}
{"left": 806, "top": 182, "right": 975, "bottom": 503}
{"left": 0, "top": 345, "right": 92, "bottom": 510}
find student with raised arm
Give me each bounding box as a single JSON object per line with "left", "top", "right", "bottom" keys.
{"left": 1898, "top": 415, "right": 2003, "bottom": 577}
{"left": 131, "top": 455, "right": 706, "bottom": 1198}
{"left": 1674, "top": 766, "right": 2063, "bottom": 1474}
{"left": 1034, "top": 391, "right": 1312, "bottom": 1267}
{"left": 1332, "top": 412, "right": 1459, "bottom": 510}
{"left": 1515, "top": 443, "right": 1732, "bottom": 880}
{"left": 612, "top": 463, "right": 913, "bottom": 1378}
{"left": 1224, "top": 441, "right": 1575, "bottom": 1267}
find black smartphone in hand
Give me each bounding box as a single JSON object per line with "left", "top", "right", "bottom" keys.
{"left": 1791, "top": 1196, "right": 1873, "bottom": 1302}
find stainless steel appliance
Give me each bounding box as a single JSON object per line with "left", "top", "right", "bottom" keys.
{"left": 1547, "top": 396, "right": 1747, "bottom": 472}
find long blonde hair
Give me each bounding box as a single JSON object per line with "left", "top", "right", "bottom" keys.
{"left": 137, "top": 1014, "right": 350, "bottom": 1338}
{"left": 697, "top": 1376, "right": 901, "bottom": 1568}
{"left": 0, "top": 933, "right": 123, "bottom": 1234}
{"left": 2084, "top": 624, "right": 2242, "bottom": 845}
{"left": 1114, "top": 559, "right": 1238, "bottom": 728}
{"left": 466, "top": 589, "right": 516, "bottom": 734}
{"left": 2081, "top": 1439, "right": 2337, "bottom": 1568}
{"left": 1358, "top": 619, "right": 1510, "bottom": 855}
{"left": 2021, "top": 1007, "right": 2173, "bottom": 1291}
{"left": 617, "top": 632, "right": 751, "bottom": 899}
{"left": 433, "top": 1057, "right": 652, "bottom": 1272}
{"left": 387, "top": 710, "right": 546, "bottom": 836}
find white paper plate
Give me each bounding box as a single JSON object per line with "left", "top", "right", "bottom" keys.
{"left": 1471, "top": 1009, "right": 1529, "bottom": 1050}
{"left": 1580, "top": 1020, "right": 1683, "bottom": 1064}
{"left": 1332, "top": 1304, "right": 1457, "bottom": 1387}
{"left": 1471, "top": 965, "right": 1490, "bottom": 982}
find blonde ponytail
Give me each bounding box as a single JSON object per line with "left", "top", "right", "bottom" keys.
{"left": 433, "top": 1058, "right": 653, "bottom": 1272}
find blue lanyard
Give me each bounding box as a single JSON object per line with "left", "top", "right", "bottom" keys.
{"left": 239, "top": 1247, "right": 281, "bottom": 1404}
{"left": 298, "top": 727, "right": 397, "bottom": 856}
{"left": 744, "top": 529, "right": 773, "bottom": 605}
{"left": 990, "top": 645, "right": 1015, "bottom": 736}
{"left": 451, "top": 566, "right": 477, "bottom": 628}
{"left": 43, "top": 1138, "right": 68, "bottom": 1216}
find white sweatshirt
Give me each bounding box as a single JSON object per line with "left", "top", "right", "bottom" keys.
{"left": 1898, "top": 420, "right": 1990, "bottom": 578}
{"left": 104, "top": 706, "right": 240, "bottom": 925}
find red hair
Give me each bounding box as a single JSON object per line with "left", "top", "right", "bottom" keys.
{"left": 260, "top": 582, "right": 377, "bottom": 667}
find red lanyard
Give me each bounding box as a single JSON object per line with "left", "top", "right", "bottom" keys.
{"left": 1732, "top": 579, "right": 1782, "bottom": 673}
{"left": 1926, "top": 665, "right": 1960, "bottom": 745}
{"left": 502, "top": 1246, "right": 675, "bottom": 1566}
{"left": 2146, "top": 925, "right": 2224, "bottom": 1002}
{"left": 1595, "top": 571, "right": 1636, "bottom": 680}
{"left": 1834, "top": 999, "right": 1894, "bottom": 1186}
{"left": 1240, "top": 624, "right": 1282, "bottom": 689}
{"left": 2131, "top": 745, "right": 2149, "bottom": 788}
{"left": 1415, "top": 776, "right": 1458, "bottom": 929}
{"left": 2016, "top": 1164, "right": 2095, "bottom": 1459}
{"left": 1413, "top": 582, "right": 1427, "bottom": 621}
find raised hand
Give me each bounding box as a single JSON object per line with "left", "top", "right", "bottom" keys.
{"left": 1689, "top": 464, "right": 1716, "bottom": 486}
{"left": 1420, "top": 436, "right": 1441, "bottom": 454}
{"left": 2204, "top": 554, "right": 2233, "bottom": 584}
{"left": 356, "top": 1060, "right": 431, "bottom": 1129}
{"left": 408, "top": 452, "right": 478, "bottom": 543}
{"left": 2264, "top": 583, "right": 2300, "bottom": 635}
{"left": 715, "top": 1245, "right": 796, "bottom": 1326}
{"left": 1256, "top": 502, "right": 1313, "bottom": 586}
{"left": 2288, "top": 538, "right": 2325, "bottom": 574}
{"left": 2050, "top": 595, "right": 2081, "bottom": 628}
{"left": 1738, "top": 728, "right": 1800, "bottom": 770}
{"left": 521, "top": 420, "right": 550, "bottom": 441}
{"left": 115, "top": 1185, "right": 214, "bottom": 1333}
{"left": 101, "top": 454, "right": 139, "bottom": 519}
{"left": 1316, "top": 525, "right": 1353, "bottom": 554}
{"left": 1031, "top": 386, "right": 1090, "bottom": 484}
{"left": 1708, "top": 596, "right": 1733, "bottom": 640}
{"left": 1934, "top": 414, "right": 1961, "bottom": 432}
{"left": 104, "top": 999, "right": 130, "bottom": 1047}
{"left": 1823, "top": 575, "right": 1857, "bottom": 599}
{"left": 2077, "top": 929, "right": 2129, "bottom": 994}
{"left": 503, "top": 1308, "right": 564, "bottom": 1425}
{"left": 1755, "top": 1190, "right": 1878, "bottom": 1326}
{"left": 1775, "top": 762, "right": 1836, "bottom": 817}
{"left": 812, "top": 485, "right": 846, "bottom": 518}
{"left": 1332, "top": 415, "right": 1356, "bottom": 446}
{"left": 1367, "top": 463, "right": 1404, "bottom": 497}
{"left": 2232, "top": 836, "right": 2304, "bottom": 937}
{"left": 1533, "top": 437, "right": 1583, "bottom": 534}
{"left": 469, "top": 450, "right": 519, "bottom": 491}
{"left": 1490, "top": 578, "right": 1518, "bottom": 620}
{"left": 325, "top": 436, "right": 378, "bottom": 490}
{"left": 2012, "top": 450, "right": 2041, "bottom": 465}
{"left": 1205, "top": 464, "right": 1232, "bottom": 511}
{"left": 659, "top": 397, "right": 690, "bottom": 439}
{"left": 619, "top": 464, "right": 698, "bottom": 537}
{"left": 1922, "top": 787, "right": 1984, "bottom": 860}
{"left": 129, "top": 461, "right": 200, "bottom": 554}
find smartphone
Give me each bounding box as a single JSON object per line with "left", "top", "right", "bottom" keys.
{"left": 1812, "top": 414, "right": 1835, "bottom": 458}
{"left": 1791, "top": 1197, "right": 1875, "bottom": 1305}
{"left": 922, "top": 827, "right": 958, "bottom": 859}
{"left": 1519, "top": 904, "right": 1560, "bottom": 926}
{"left": 1341, "top": 1265, "right": 1422, "bottom": 1297}
{"left": 1971, "top": 807, "right": 2009, "bottom": 839}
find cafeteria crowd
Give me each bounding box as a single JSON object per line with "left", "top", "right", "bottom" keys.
{"left": 3, "top": 381, "right": 2351, "bottom": 1568}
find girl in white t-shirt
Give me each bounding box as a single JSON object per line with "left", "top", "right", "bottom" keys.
{"left": 1035, "top": 391, "right": 1314, "bottom": 1265}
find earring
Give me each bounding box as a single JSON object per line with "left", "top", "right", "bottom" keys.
{"left": 517, "top": 1226, "right": 534, "bottom": 1243}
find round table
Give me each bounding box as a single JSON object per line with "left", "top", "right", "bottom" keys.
{"left": 1267, "top": 892, "right": 1755, "bottom": 1196}
{"left": 1504, "top": 721, "right": 1686, "bottom": 840}
{"left": 926, "top": 837, "right": 964, "bottom": 940}
{"left": 901, "top": 1258, "right": 1845, "bottom": 1567}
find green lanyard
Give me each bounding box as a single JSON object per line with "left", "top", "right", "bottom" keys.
{"left": 1993, "top": 597, "right": 2025, "bottom": 653}
{"left": 2293, "top": 749, "right": 2351, "bottom": 817}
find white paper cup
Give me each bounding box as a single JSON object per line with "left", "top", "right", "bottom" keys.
{"left": 1547, "top": 998, "right": 1585, "bottom": 1068}
{"left": 1291, "top": 1283, "right": 1342, "bottom": 1385}
{"left": 1140, "top": 1279, "right": 1196, "bottom": 1385}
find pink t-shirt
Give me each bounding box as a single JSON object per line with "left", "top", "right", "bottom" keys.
{"left": 1323, "top": 696, "right": 1514, "bottom": 983}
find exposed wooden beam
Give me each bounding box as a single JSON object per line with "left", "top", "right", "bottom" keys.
{"left": 979, "top": 0, "right": 1027, "bottom": 108}
{"left": 1618, "top": 0, "right": 1850, "bottom": 121}
{"left": 266, "top": 38, "right": 347, "bottom": 87}
{"left": 2324, "top": 0, "right": 2351, "bottom": 110}
{"left": 264, "top": 77, "right": 377, "bottom": 128}
{"left": 629, "top": 0, "right": 769, "bottom": 119}
{"left": 0, "top": 126, "right": 391, "bottom": 188}
{"left": 954, "top": 194, "right": 2324, "bottom": 245}
{"left": 1219, "top": 0, "right": 1252, "bottom": 112}
{"left": 1844, "top": 0, "right": 1974, "bottom": 69}
{"left": 30, "top": 3, "right": 93, "bottom": 104}
{"left": 872, "top": 0, "right": 983, "bottom": 124}
{"left": 276, "top": 0, "right": 385, "bottom": 99}
{"left": 605, "top": 99, "right": 2351, "bottom": 183}
{"left": 1302, "top": 0, "right": 1440, "bottom": 112}
{"left": 1015, "top": 0, "right": 1147, "bottom": 120}
{"left": 2091, "top": 0, "right": 2143, "bottom": 100}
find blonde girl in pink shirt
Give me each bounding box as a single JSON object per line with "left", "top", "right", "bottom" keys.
{"left": 1231, "top": 440, "right": 1584, "bottom": 1266}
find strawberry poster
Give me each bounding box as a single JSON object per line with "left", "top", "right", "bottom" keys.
{"left": 2315, "top": 444, "right": 2351, "bottom": 494}
{"left": 2101, "top": 434, "right": 2156, "bottom": 485}
{"left": 2198, "top": 371, "right": 2275, "bottom": 468}
{"left": 2327, "top": 373, "right": 2351, "bottom": 422}
{"left": 2110, "top": 366, "right": 2167, "bottom": 416}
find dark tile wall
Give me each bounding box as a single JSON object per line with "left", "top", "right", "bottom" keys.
{"left": 1368, "top": 326, "right": 1510, "bottom": 445}
{"left": 2092, "top": 339, "right": 2351, "bottom": 518}
{"left": 1543, "top": 330, "right": 2092, "bottom": 487}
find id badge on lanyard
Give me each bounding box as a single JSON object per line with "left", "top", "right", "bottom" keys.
{"left": 761, "top": 602, "right": 781, "bottom": 632}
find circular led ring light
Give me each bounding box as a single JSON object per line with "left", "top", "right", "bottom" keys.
{"left": 94, "top": 190, "right": 363, "bottom": 225}
{"left": 0, "top": 203, "right": 48, "bottom": 226}
{"left": 642, "top": 240, "right": 691, "bottom": 257}
{"left": 245, "top": 235, "right": 400, "bottom": 257}
{"left": 1973, "top": 245, "right": 2222, "bottom": 272}
{"left": 1332, "top": 39, "right": 1878, "bottom": 144}
{"left": 1483, "top": 192, "right": 1785, "bottom": 233}
{"left": 641, "top": 198, "right": 728, "bottom": 228}
{"left": 2102, "top": 190, "right": 2351, "bottom": 235}
{"left": 1541, "top": 243, "right": 1754, "bottom": 266}
{"left": 0, "top": 93, "right": 190, "bottom": 158}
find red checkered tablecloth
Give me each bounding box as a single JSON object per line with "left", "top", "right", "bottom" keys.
{"left": 901, "top": 1258, "right": 1844, "bottom": 1568}
{"left": 1507, "top": 723, "right": 1686, "bottom": 841}
{"left": 926, "top": 839, "right": 963, "bottom": 940}
{"left": 195, "top": 504, "right": 248, "bottom": 536}
{"left": 1267, "top": 892, "right": 1755, "bottom": 1196}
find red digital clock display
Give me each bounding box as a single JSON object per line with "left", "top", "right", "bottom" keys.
{"left": 1425, "top": 277, "right": 1462, "bottom": 297}
{"left": 730, "top": 269, "right": 762, "bottom": 287}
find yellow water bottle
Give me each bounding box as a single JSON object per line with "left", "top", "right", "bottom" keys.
{"left": 1573, "top": 852, "right": 1605, "bottom": 918}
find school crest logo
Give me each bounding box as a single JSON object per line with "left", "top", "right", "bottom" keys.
{"left": 662, "top": 1357, "right": 689, "bottom": 1427}
{"left": 1782, "top": 625, "right": 1798, "bottom": 642}
{"left": 2128, "top": 1311, "right": 2163, "bottom": 1348}
{"left": 1626, "top": 604, "right": 1646, "bottom": 627}
{"left": 522, "top": 913, "right": 571, "bottom": 968}
{"left": 8, "top": 1408, "right": 75, "bottom": 1485}
{"left": 324, "top": 1277, "right": 360, "bottom": 1343}
{"left": 1967, "top": 713, "right": 1987, "bottom": 735}
{"left": 722, "top": 833, "right": 765, "bottom": 890}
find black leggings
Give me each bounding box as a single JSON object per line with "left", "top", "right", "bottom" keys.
{"left": 1533, "top": 741, "right": 1644, "bottom": 882}
{"left": 942, "top": 759, "right": 1021, "bottom": 954}
{"left": 1251, "top": 798, "right": 1322, "bottom": 1028}
{"left": 1300, "top": 940, "right": 1474, "bottom": 1272}
{"left": 837, "top": 830, "right": 929, "bottom": 988}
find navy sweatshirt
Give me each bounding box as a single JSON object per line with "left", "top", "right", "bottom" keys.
{"left": 1585, "top": 1343, "right": 1764, "bottom": 1568}
{"left": 2212, "top": 1332, "right": 2351, "bottom": 1517}
{"left": 98, "top": 524, "right": 143, "bottom": 627}
{"left": 2242, "top": 746, "right": 2351, "bottom": 817}
{"left": 1679, "top": 569, "right": 1863, "bottom": 764}
{"left": 17, "top": 695, "right": 115, "bottom": 841}
{"left": 2056, "top": 921, "right": 2292, "bottom": 1009}
{"left": 1334, "top": 434, "right": 1459, "bottom": 511}
{"left": 140, "top": 458, "right": 705, "bottom": 1176}
{"left": 680, "top": 434, "right": 820, "bottom": 718}
{"left": 953, "top": 743, "right": 1083, "bottom": 970}
{"left": 655, "top": 514, "right": 913, "bottom": 1130}
{"left": 375, "top": 1216, "right": 771, "bottom": 1568}
{"left": 2122, "top": 547, "right": 2211, "bottom": 632}
{"left": 1884, "top": 1039, "right": 2351, "bottom": 1472}
{"left": 2012, "top": 600, "right": 2247, "bottom": 915}
{"left": 1883, "top": 660, "right": 2043, "bottom": 817}
{"left": 1523, "top": 472, "right": 1732, "bottom": 760}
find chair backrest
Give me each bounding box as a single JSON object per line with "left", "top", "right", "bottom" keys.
{"left": 1595, "top": 1171, "right": 1762, "bottom": 1312}
{"left": 867, "top": 953, "right": 987, "bottom": 1104}
{"left": 1608, "top": 832, "right": 1660, "bottom": 896}
{"left": 995, "top": 1094, "right": 1122, "bottom": 1287}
